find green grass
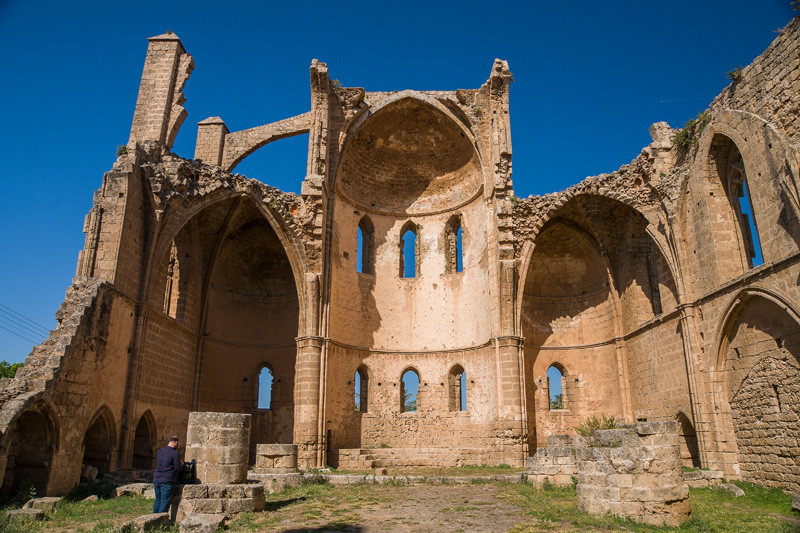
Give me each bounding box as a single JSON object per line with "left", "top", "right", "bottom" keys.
{"left": 1, "top": 495, "right": 166, "bottom": 533}
{"left": 2, "top": 479, "right": 797, "bottom": 532}
{"left": 502, "top": 481, "right": 799, "bottom": 533}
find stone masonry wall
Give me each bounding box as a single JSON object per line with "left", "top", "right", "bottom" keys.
{"left": 576, "top": 421, "right": 691, "bottom": 527}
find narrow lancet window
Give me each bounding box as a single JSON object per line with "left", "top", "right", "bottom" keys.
{"left": 401, "top": 369, "right": 419, "bottom": 412}
{"left": 258, "top": 366, "right": 273, "bottom": 409}
{"left": 547, "top": 365, "right": 565, "bottom": 410}
{"left": 355, "top": 366, "right": 368, "bottom": 412}
{"left": 400, "top": 222, "right": 419, "bottom": 278}
{"left": 449, "top": 365, "right": 467, "bottom": 411}
{"left": 357, "top": 216, "right": 375, "bottom": 274}
{"left": 445, "top": 216, "right": 464, "bottom": 273}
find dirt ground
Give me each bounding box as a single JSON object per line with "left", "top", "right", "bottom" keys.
{"left": 244, "top": 483, "right": 531, "bottom": 532}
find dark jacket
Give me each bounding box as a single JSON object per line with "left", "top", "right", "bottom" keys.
{"left": 153, "top": 445, "right": 181, "bottom": 484}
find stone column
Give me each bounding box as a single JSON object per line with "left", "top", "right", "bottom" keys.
{"left": 194, "top": 117, "right": 228, "bottom": 166}
{"left": 128, "top": 32, "right": 193, "bottom": 149}
{"left": 293, "top": 336, "right": 324, "bottom": 469}
{"left": 185, "top": 412, "right": 250, "bottom": 484}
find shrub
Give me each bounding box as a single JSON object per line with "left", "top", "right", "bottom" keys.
{"left": 575, "top": 414, "right": 618, "bottom": 436}
{"left": 0, "top": 361, "right": 22, "bottom": 378}
{"left": 116, "top": 145, "right": 127, "bottom": 157}
{"left": 727, "top": 66, "right": 743, "bottom": 82}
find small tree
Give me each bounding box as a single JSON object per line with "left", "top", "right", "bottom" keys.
{"left": 550, "top": 393, "right": 563, "bottom": 410}
{"left": 0, "top": 361, "right": 22, "bottom": 378}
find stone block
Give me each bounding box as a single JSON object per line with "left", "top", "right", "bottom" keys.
{"left": 120, "top": 513, "right": 171, "bottom": 532}
{"left": 180, "top": 513, "right": 225, "bottom": 533}
{"left": 6, "top": 508, "right": 45, "bottom": 523}
{"left": 791, "top": 493, "right": 799, "bottom": 512}
{"left": 719, "top": 483, "right": 745, "bottom": 496}
{"left": 23, "top": 496, "right": 61, "bottom": 512}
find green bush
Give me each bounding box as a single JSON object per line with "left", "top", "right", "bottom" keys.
{"left": 727, "top": 66, "right": 743, "bottom": 82}
{"left": 0, "top": 361, "right": 22, "bottom": 378}
{"left": 575, "top": 414, "right": 618, "bottom": 436}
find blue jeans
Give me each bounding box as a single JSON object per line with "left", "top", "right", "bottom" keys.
{"left": 153, "top": 482, "right": 175, "bottom": 514}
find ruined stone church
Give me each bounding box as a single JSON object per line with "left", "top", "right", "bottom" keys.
{"left": 1, "top": 19, "right": 799, "bottom": 498}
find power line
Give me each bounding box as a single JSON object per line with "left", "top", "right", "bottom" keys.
{"left": 0, "top": 310, "right": 50, "bottom": 338}
{"left": 0, "top": 324, "right": 41, "bottom": 345}
{"left": 0, "top": 303, "right": 51, "bottom": 333}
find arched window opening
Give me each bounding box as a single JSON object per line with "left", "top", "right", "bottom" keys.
{"left": 449, "top": 365, "right": 467, "bottom": 412}
{"left": 646, "top": 242, "right": 663, "bottom": 315}
{"left": 457, "top": 227, "right": 463, "bottom": 272}
{"left": 3, "top": 406, "right": 57, "bottom": 498}
{"left": 355, "top": 366, "right": 368, "bottom": 412}
{"left": 711, "top": 135, "right": 764, "bottom": 268}
{"left": 445, "top": 216, "right": 464, "bottom": 273}
{"left": 132, "top": 413, "right": 155, "bottom": 470}
{"left": 400, "top": 222, "right": 420, "bottom": 278}
{"left": 401, "top": 369, "right": 420, "bottom": 413}
{"left": 162, "top": 238, "right": 189, "bottom": 321}
{"left": 258, "top": 366, "right": 273, "bottom": 409}
{"left": 547, "top": 365, "right": 566, "bottom": 410}
{"left": 357, "top": 216, "right": 375, "bottom": 275}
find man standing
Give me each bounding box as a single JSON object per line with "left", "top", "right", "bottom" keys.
{"left": 152, "top": 436, "right": 181, "bottom": 514}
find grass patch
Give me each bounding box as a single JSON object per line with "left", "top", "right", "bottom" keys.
{"left": 1, "top": 495, "right": 158, "bottom": 533}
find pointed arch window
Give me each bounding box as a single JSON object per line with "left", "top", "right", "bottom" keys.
{"left": 400, "top": 222, "right": 420, "bottom": 278}
{"left": 257, "top": 366, "right": 273, "bottom": 409}
{"left": 357, "top": 216, "right": 375, "bottom": 275}
{"left": 710, "top": 135, "right": 764, "bottom": 268}
{"left": 401, "top": 369, "right": 420, "bottom": 412}
{"left": 547, "top": 364, "right": 566, "bottom": 410}
{"left": 727, "top": 148, "right": 763, "bottom": 267}
{"left": 445, "top": 215, "right": 464, "bottom": 273}
{"left": 449, "top": 365, "right": 467, "bottom": 412}
{"left": 355, "top": 366, "right": 368, "bottom": 412}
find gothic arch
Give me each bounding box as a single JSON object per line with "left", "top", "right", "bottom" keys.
{"left": 145, "top": 190, "right": 308, "bottom": 326}
{"left": 680, "top": 110, "right": 800, "bottom": 285}
{"left": 712, "top": 286, "right": 800, "bottom": 374}
{"left": 333, "top": 93, "right": 487, "bottom": 215}
{"left": 1, "top": 399, "right": 59, "bottom": 497}
{"left": 131, "top": 410, "right": 156, "bottom": 470}
{"left": 82, "top": 406, "right": 116, "bottom": 475}
{"left": 516, "top": 193, "right": 679, "bottom": 334}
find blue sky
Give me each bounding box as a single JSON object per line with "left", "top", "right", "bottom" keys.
{"left": 0, "top": 1, "right": 795, "bottom": 363}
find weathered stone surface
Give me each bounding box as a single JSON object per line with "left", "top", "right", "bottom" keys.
{"left": 120, "top": 513, "right": 171, "bottom": 533}
{"left": 575, "top": 422, "right": 691, "bottom": 526}
{"left": 186, "top": 412, "right": 250, "bottom": 484}
{"left": 792, "top": 493, "right": 799, "bottom": 512}
{"left": 115, "top": 483, "right": 155, "bottom": 499}
{"left": 719, "top": 483, "right": 745, "bottom": 497}
{"left": 253, "top": 443, "right": 299, "bottom": 474}
{"left": 83, "top": 494, "right": 99, "bottom": 502}
{"left": 179, "top": 513, "right": 225, "bottom": 533}
{"left": 23, "top": 496, "right": 61, "bottom": 512}
{"left": 6, "top": 508, "right": 45, "bottom": 523}
{"left": 0, "top": 17, "right": 799, "bottom": 497}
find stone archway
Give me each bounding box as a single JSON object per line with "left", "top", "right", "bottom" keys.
{"left": 132, "top": 412, "right": 155, "bottom": 470}
{"left": 81, "top": 408, "right": 115, "bottom": 477}
{"left": 1, "top": 403, "right": 58, "bottom": 498}
{"left": 716, "top": 291, "right": 800, "bottom": 492}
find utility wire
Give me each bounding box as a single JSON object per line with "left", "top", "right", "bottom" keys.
{"left": 0, "top": 310, "right": 50, "bottom": 338}
{"left": 0, "top": 324, "right": 41, "bottom": 345}
{"left": 0, "top": 303, "right": 51, "bottom": 334}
